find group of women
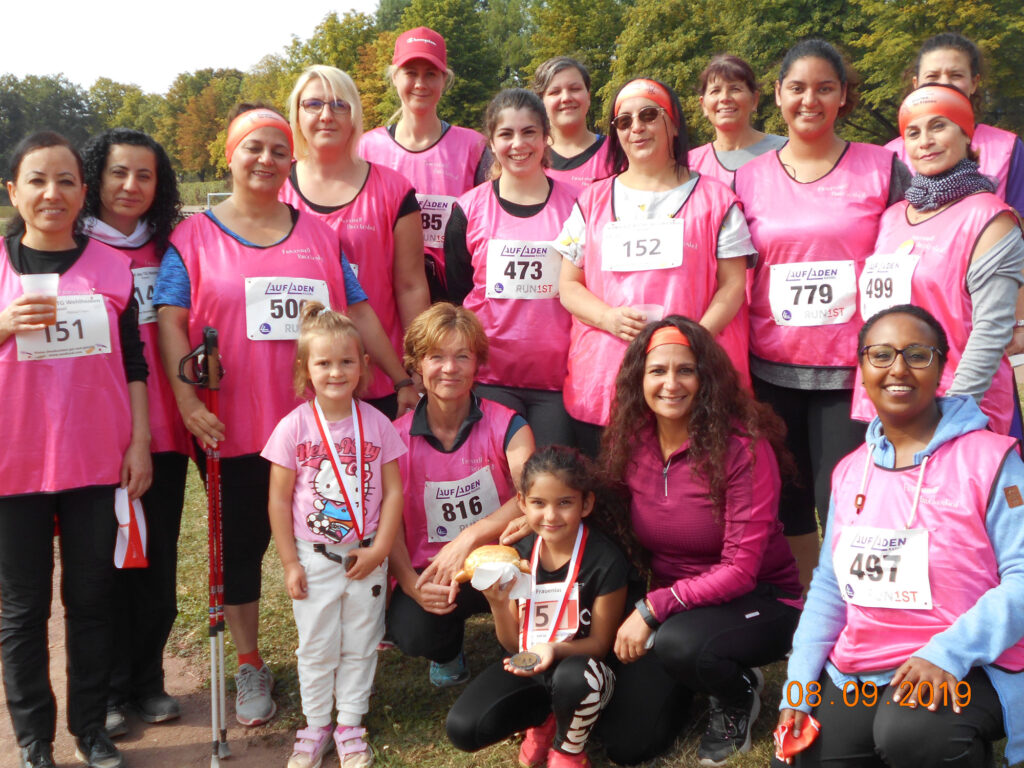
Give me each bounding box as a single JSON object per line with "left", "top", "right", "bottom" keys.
{"left": 2, "top": 20, "right": 1024, "bottom": 768}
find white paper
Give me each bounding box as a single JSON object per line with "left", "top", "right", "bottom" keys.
{"left": 469, "top": 561, "right": 531, "bottom": 600}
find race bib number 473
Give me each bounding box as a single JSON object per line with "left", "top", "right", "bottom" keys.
{"left": 768, "top": 260, "right": 856, "bottom": 326}
{"left": 485, "top": 240, "right": 561, "bottom": 299}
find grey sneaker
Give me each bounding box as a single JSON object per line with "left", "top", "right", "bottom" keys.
{"left": 104, "top": 702, "right": 127, "bottom": 738}
{"left": 429, "top": 650, "right": 469, "bottom": 687}
{"left": 74, "top": 730, "right": 125, "bottom": 768}
{"left": 235, "top": 663, "right": 277, "bottom": 726}
{"left": 697, "top": 683, "right": 760, "bottom": 767}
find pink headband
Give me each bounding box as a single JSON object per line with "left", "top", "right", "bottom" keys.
{"left": 225, "top": 110, "right": 294, "bottom": 164}
{"left": 898, "top": 85, "right": 975, "bottom": 141}
{"left": 614, "top": 79, "right": 674, "bottom": 117}
{"left": 646, "top": 326, "right": 691, "bottom": 353}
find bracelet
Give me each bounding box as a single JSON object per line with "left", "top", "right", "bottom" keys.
{"left": 635, "top": 598, "right": 660, "bottom": 630}
{"left": 1014, "top": 319, "right": 1024, "bottom": 329}
{"left": 393, "top": 377, "right": 414, "bottom": 392}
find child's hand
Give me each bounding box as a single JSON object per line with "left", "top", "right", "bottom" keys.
{"left": 480, "top": 576, "right": 516, "bottom": 605}
{"left": 284, "top": 562, "right": 308, "bottom": 600}
{"left": 504, "top": 643, "right": 556, "bottom": 677}
{"left": 345, "top": 546, "right": 385, "bottom": 580}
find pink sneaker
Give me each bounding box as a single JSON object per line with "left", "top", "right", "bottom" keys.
{"left": 519, "top": 713, "right": 557, "bottom": 768}
{"left": 287, "top": 725, "right": 333, "bottom": 768}
{"left": 547, "top": 749, "right": 590, "bottom": 768}
{"left": 334, "top": 725, "right": 373, "bottom": 768}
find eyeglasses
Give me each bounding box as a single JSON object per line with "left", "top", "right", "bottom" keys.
{"left": 859, "top": 344, "right": 943, "bottom": 369}
{"left": 300, "top": 99, "right": 351, "bottom": 115}
{"left": 610, "top": 106, "right": 666, "bottom": 131}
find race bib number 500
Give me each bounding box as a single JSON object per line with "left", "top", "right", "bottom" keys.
{"left": 244, "top": 277, "right": 330, "bottom": 340}
{"left": 768, "top": 260, "right": 856, "bottom": 326}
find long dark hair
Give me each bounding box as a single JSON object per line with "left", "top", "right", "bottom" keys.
{"left": 5, "top": 131, "right": 84, "bottom": 238}
{"left": 82, "top": 128, "right": 181, "bottom": 255}
{"left": 601, "top": 316, "right": 792, "bottom": 515}
{"left": 605, "top": 77, "right": 689, "bottom": 178}
{"left": 778, "top": 38, "right": 859, "bottom": 120}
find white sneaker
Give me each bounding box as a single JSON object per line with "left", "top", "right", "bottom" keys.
{"left": 235, "top": 663, "right": 276, "bottom": 726}
{"left": 287, "top": 724, "right": 334, "bottom": 768}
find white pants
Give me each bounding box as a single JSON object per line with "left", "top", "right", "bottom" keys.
{"left": 293, "top": 538, "right": 387, "bottom": 727}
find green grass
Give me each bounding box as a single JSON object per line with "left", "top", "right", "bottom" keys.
{"left": 170, "top": 463, "right": 787, "bottom": 767}
{"left": 177, "top": 181, "right": 231, "bottom": 207}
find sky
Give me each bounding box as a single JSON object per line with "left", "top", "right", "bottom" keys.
{"left": 5, "top": 0, "right": 379, "bottom": 95}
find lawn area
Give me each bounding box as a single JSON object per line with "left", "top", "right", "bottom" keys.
{"left": 170, "top": 464, "right": 787, "bottom": 767}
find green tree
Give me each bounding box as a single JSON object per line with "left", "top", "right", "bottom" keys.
{"left": 376, "top": 0, "right": 412, "bottom": 30}
{"left": 241, "top": 54, "right": 297, "bottom": 113}
{"left": 175, "top": 73, "right": 244, "bottom": 179}
{"left": 0, "top": 74, "right": 95, "bottom": 153}
{"left": 88, "top": 78, "right": 148, "bottom": 132}
{"left": 294, "top": 11, "right": 379, "bottom": 75}
{"left": 355, "top": 29, "right": 401, "bottom": 129}
{"left": 483, "top": 0, "right": 535, "bottom": 88}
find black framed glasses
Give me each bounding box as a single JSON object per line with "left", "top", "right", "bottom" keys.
{"left": 300, "top": 98, "right": 351, "bottom": 115}
{"left": 859, "top": 344, "right": 943, "bottom": 369}
{"left": 610, "top": 106, "right": 666, "bottom": 131}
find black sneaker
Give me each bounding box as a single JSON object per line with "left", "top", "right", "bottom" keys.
{"left": 134, "top": 691, "right": 181, "bottom": 723}
{"left": 697, "top": 684, "right": 761, "bottom": 767}
{"left": 18, "top": 741, "right": 56, "bottom": 768}
{"left": 74, "top": 730, "right": 125, "bottom": 768}
{"left": 105, "top": 702, "right": 128, "bottom": 738}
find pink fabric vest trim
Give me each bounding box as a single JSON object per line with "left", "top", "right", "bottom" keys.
{"left": 280, "top": 163, "right": 412, "bottom": 399}
{"left": 459, "top": 179, "right": 577, "bottom": 390}
{"left": 564, "top": 174, "right": 750, "bottom": 425}
{"left": 0, "top": 239, "right": 133, "bottom": 495}
{"left": 360, "top": 125, "right": 486, "bottom": 271}
{"left": 171, "top": 211, "right": 348, "bottom": 458}
{"left": 829, "top": 431, "right": 1024, "bottom": 673}
{"left": 394, "top": 398, "right": 516, "bottom": 570}
{"left": 885, "top": 123, "right": 1015, "bottom": 201}
{"left": 736, "top": 143, "right": 895, "bottom": 367}
{"left": 117, "top": 240, "right": 190, "bottom": 454}
{"left": 688, "top": 143, "right": 736, "bottom": 187}
{"left": 545, "top": 139, "right": 612, "bottom": 195}
{"left": 852, "top": 193, "right": 1016, "bottom": 432}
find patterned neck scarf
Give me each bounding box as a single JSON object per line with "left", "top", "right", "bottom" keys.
{"left": 904, "top": 158, "right": 996, "bottom": 211}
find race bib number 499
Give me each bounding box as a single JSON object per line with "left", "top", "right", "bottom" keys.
{"left": 768, "top": 260, "right": 856, "bottom": 326}
{"left": 244, "top": 277, "right": 330, "bottom": 340}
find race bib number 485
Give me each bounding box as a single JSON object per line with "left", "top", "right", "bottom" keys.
{"left": 417, "top": 194, "right": 457, "bottom": 248}
{"left": 768, "top": 260, "right": 856, "bottom": 326}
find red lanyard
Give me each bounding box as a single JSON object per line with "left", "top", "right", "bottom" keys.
{"left": 521, "top": 525, "right": 588, "bottom": 650}
{"left": 311, "top": 398, "right": 365, "bottom": 541}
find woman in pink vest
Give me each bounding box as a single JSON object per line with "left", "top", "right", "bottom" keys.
{"left": 281, "top": 65, "right": 429, "bottom": 419}
{"left": 884, "top": 32, "right": 1024, "bottom": 215}
{"left": 775, "top": 305, "right": 1024, "bottom": 768}
{"left": 390, "top": 303, "right": 535, "bottom": 687}
{"left": 446, "top": 88, "right": 577, "bottom": 447}
{"left": 155, "top": 104, "right": 411, "bottom": 728}
{"left": 360, "top": 26, "right": 489, "bottom": 299}
{"left": 80, "top": 128, "right": 188, "bottom": 737}
{"left": 595, "top": 317, "right": 801, "bottom": 766}
{"left": 689, "top": 55, "right": 787, "bottom": 187}
{"left": 0, "top": 131, "right": 150, "bottom": 768}
{"left": 854, "top": 85, "right": 1024, "bottom": 434}
{"left": 531, "top": 57, "right": 611, "bottom": 195}
{"left": 734, "top": 39, "right": 910, "bottom": 590}
{"left": 556, "top": 77, "right": 753, "bottom": 457}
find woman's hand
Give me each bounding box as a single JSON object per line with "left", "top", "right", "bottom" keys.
{"left": 499, "top": 515, "right": 530, "bottom": 546}
{"left": 600, "top": 306, "right": 647, "bottom": 342}
{"left": 0, "top": 295, "right": 54, "bottom": 338}
{"left": 416, "top": 536, "right": 475, "bottom": 600}
{"left": 408, "top": 579, "right": 458, "bottom": 615}
{"left": 613, "top": 608, "right": 654, "bottom": 664}
{"left": 284, "top": 562, "right": 308, "bottom": 600}
{"left": 179, "top": 397, "right": 226, "bottom": 450}
{"left": 775, "top": 709, "right": 810, "bottom": 765}
{"left": 120, "top": 441, "right": 153, "bottom": 501}
{"left": 395, "top": 383, "right": 419, "bottom": 417}
{"left": 890, "top": 656, "right": 961, "bottom": 712}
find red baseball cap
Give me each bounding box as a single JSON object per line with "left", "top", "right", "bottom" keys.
{"left": 393, "top": 27, "right": 447, "bottom": 71}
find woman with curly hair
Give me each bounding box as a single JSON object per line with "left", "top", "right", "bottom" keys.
{"left": 81, "top": 128, "right": 187, "bottom": 736}
{"left": 595, "top": 316, "right": 802, "bottom": 767}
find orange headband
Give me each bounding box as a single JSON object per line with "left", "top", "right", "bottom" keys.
{"left": 225, "top": 109, "right": 294, "bottom": 164}
{"left": 614, "top": 79, "right": 674, "bottom": 117}
{"left": 898, "top": 85, "right": 975, "bottom": 141}
{"left": 646, "top": 326, "right": 691, "bottom": 353}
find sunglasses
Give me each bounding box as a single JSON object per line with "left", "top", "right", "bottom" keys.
{"left": 300, "top": 99, "right": 351, "bottom": 115}
{"left": 610, "top": 106, "right": 667, "bottom": 131}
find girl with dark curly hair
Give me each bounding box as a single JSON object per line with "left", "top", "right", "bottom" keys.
{"left": 594, "top": 316, "right": 802, "bottom": 767}
{"left": 80, "top": 128, "right": 187, "bottom": 737}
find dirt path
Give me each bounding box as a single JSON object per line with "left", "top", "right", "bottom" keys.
{"left": 0, "top": 563, "right": 292, "bottom": 768}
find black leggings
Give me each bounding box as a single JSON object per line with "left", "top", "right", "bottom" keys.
{"left": 597, "top": 588, "right": 800, "bottom": 765}
{"left": 770, "top": 669, "right": 1004, "bottom": 768}
{"left": 447, "top": 655, "right": 614, "bottom": 755}
{"left": 386, "top": 582, "right": 491, "bottom": 663}
{"left": 474, "top": 384, "right": 573, "bottom": 448}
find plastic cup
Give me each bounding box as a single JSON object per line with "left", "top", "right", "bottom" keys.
{"left": 633, "top": 303, "right": 665, "bottom": 322}
{"left": 20, "top": 273, "right": 59, "bottom": 326}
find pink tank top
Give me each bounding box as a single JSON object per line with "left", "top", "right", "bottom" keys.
{"left": 360, "top": 125, "right": 486, "bottom": 274}
{"left": 736, "top": 143, "right": 895, "bottom": 368}
{"left": 171, "top": 211, "right": 348, "bottom": 458}
{"left": 852, "top": 193, "right": 1016, "bottom": 432}
{"left": 688, "top": 143, "right": 735, "bottom": 186}
{"left": 280, "top": 163, "right": 414, "bottom": 400}
{"left": 564, "top": 175, "right": 750, "bottom": 426}
{"left": 394, "top": 398, "right": 517, "bottom": 570}
{"left": 459, "top": 180, "right": 577, "bottom": 391}
{"left": 829, "top": 431, "right": 1024, "bottom": 673}
{"left": 0, "top": 239, "right": 133, "bottom": 495}
{"left": 118, "top": 240, "right": 190, "bottom": 454}
{"left": 545, "top": 137, "right": 611, "bottom": 195}
{"left": 886, "top": 123, "right": 1016, "bottom": 201}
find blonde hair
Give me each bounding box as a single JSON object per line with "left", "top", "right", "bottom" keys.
{"left": 385, "top": 63, "right": 456, "bottom": 125}
{"left": 403, "top": 303, "right": 488, "bottom": 375}
{"left": 288, "top": 66, "right": 364, "bottom": 162}
{"left": 294, "top": 301, "right": 371, "bottom": 398}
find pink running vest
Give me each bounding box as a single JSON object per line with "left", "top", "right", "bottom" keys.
{"left": 545, "top": 138, "right": 612, "bottom": 195}
{"left": 688, "top": 143, "right": 735, "bottom": 187}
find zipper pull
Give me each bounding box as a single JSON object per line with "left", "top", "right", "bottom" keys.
{"left": 663, "top": 459, "right": 670, "bottom": 497}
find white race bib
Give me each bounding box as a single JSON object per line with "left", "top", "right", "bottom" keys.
{"left": 131, "top": 267, "right": 159, "bottom": 325}
{"left": 485, "top": 240, "right": 561, "bottom": 299}
{"left": 417, "top": 194, "right": 457, "bottom": 248}
{"left": 859, "top": 242, "right": 918, "bottom": 322}
{"left": 244, "top": 277, "right": 330, "bottom": 340}
{"left": 16, "top": 295, "right": 112, "bottom": 361}
{"left": 768, "top": 260, "right": 857, "bottom": 326}
{"left": 835, "top": 526, "right": 932, "bottom": 609}
{"left": 601, "top": 219, "right": 684, "bottom": 272}
{"left": 423, "top": 466, "right": 501, "bottom": 543}
{"left": 524, "top": 583, "right": 580, "bottom": 649}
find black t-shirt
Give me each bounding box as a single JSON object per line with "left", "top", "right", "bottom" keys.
{"left": 514, "top": 524, "right": 628, "bottom": 642}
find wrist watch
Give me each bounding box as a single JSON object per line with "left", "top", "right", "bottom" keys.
{"left": 635, "top": 598, "right": 660, "bottom": 629}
